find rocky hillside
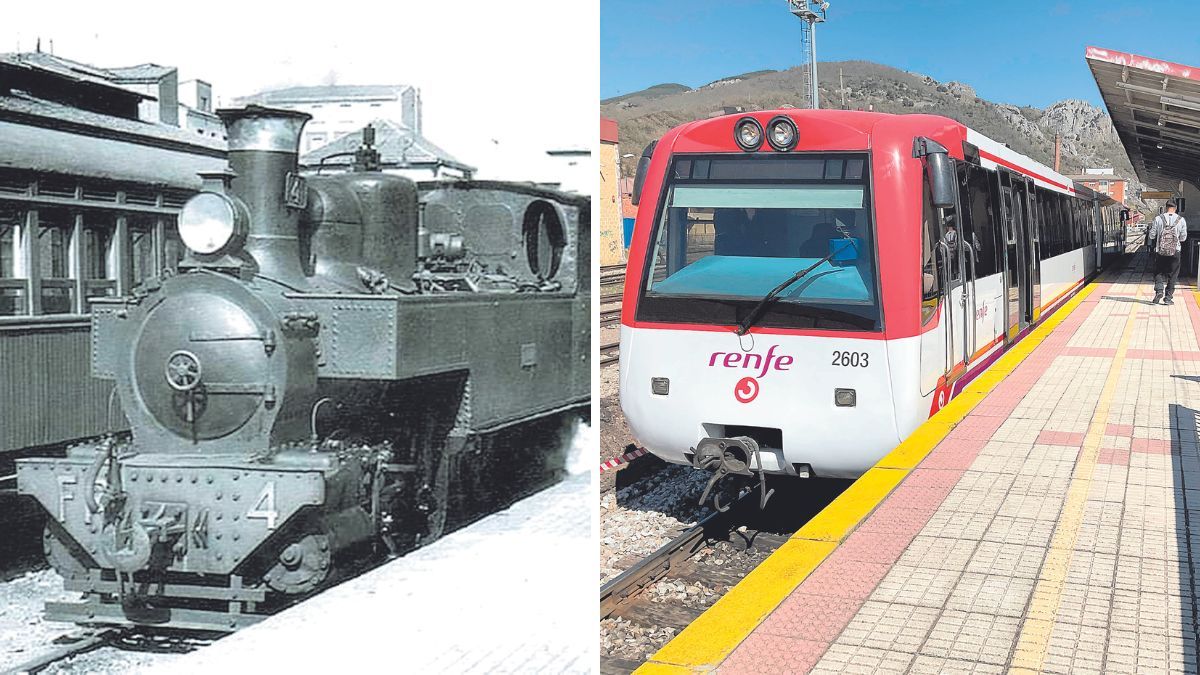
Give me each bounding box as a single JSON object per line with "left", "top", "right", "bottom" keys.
{"left": 603, "top": 61, "right": 1147, "bottom": 210}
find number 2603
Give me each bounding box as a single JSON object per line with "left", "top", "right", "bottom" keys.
{"left": 832, "top": 351, "right": 869, "bottom": 367}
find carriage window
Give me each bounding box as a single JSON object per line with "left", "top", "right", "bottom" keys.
{"left": 959, "top": 165, "right": 999, "bottom": 278}
{"left": 921, "top": 179, "right": 940, "bottom": 324}
{"left": 38, "top": 208, "right": 74, "bottom": 314}
{"left": 164, "top": 219, "right": 185, "bottom": 273}
{"left": 0, "top": 207, "right": 25, "bottom": 315}
{"left": 83, "top": 212, "right": 116, "bottom": 304}
{"left": 130, "top": 216, "right": 157, "bottom": 285}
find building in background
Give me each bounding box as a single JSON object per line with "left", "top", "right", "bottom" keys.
{"left": 1068, "top": 167, "right": 1127, "bottom": 204}
{"left": 235, "top": 85, "right": 421, "bottom": 155}
{"left": 599, "top": 118, "right": 623, "bottom": 266}
{"left": 299, "top": 119, "right": 474, "bottom": 180}
{"left": 544, "top": 146, "right": 591, "bottom": 196}
{"left": 0, "top": 51, "right": 223, "bottom": 141}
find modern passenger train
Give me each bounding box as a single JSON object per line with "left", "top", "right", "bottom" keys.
{"left": 619, "top": 110, "right": 1125, "bottom": 502}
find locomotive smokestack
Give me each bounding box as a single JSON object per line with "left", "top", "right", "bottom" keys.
{"left": 218, "top": 105, "right": 312, "bottom": 283}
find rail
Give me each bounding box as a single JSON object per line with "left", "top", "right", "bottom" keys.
{"left": 600, "top": 490, "right": 752, "bottom": 619}
{"left": 8, "top": 628, "right": 129, "bottom": 674}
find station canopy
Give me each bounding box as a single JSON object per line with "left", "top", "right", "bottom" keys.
{"left": 1086, "top": 46, "right": 1200, "bottom": 191}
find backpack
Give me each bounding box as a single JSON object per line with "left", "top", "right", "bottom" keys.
{"left": 1157, "top": 214, "right": 1181, "bottom": 257}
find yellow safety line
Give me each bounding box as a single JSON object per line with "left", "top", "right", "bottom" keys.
{"left": 637, "top": 283, "right": 1100, "bottom": 673}
{"left": 1009, "top": 286, "right": 1137, "bottom": 671}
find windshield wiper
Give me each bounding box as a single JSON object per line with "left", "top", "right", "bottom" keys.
{"left": 734, "top": 241, "right": 854, "bottom": 336}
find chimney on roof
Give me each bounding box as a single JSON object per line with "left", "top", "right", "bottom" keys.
{"left": 35, "top": 37, "right": 41, "bottom": 53}
{"left": 1054, "top": 134, "right": 1061, "bottom": 173}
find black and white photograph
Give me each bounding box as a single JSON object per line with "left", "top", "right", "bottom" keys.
{"left": 0, "top": 2, "right": 596, "bottom": 672}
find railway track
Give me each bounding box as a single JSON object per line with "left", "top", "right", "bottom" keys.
{"left": 600, "top": 340, "right": 620, "bottom": 367}
{"left": 600, "top": 307, "right": 621, "bottom": 328}
{"left": 9, "top": 628, "right": 130, "bottom": 674}
{"left": 599, "top": 477, "right": 850, "bottom": 674}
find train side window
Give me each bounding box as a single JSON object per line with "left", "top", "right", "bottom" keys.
{"left": 962, "top": 166, "right": 998, "bottom": 278}
{"left": 83, "top": 212, "right": 116, "bottom": 303}
{"left": 164, "top": 219, "right": 185, "bottom": 274}
{"left": 37, "top": 208, "right": 75, "bottom": 314}
{"left": 0, "top": 206, "right": 26, "bottom": 315}
{"left": 522, "top": 200, "right": 567, "bottom": 280}
{"left": 921, "top": 179, "right": 940, "bottom": 324}
{"left": 130, "top": 216, "right": 157, "bottom": 285}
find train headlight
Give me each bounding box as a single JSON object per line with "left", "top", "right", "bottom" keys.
{"left": 178, "top": 192, "right": 248, "bottom": 255}
{"left": 766, "top": 116, "right": 799, "bottom": 152}
{"left": 734, "top": 117, "right": 764, "bottom": 152}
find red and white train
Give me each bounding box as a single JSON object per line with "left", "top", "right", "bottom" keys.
{"left": 619, "top": 110, "right": 1125, "bottom": 492}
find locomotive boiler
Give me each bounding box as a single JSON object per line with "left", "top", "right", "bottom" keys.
{"left": 16, "top": 106, "right": 589, "bottom": 630}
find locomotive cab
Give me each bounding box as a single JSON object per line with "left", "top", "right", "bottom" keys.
{"left": 621, "top": 121, "right": 902, "bottom": 482}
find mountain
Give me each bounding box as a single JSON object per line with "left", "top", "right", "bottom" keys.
{"left": 602, "top": 60, "right": 1148, "bottom": 211}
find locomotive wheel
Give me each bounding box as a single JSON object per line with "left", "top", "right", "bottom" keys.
{"left": 262, "top": 533, "right": 332, "bottom": 595}
{"left": 43, "top": 522, "right": 90, "bottom": 582}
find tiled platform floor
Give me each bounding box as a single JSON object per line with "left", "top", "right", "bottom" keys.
{"left": 720, "top": 261, "right": 1200, "bottom": 674}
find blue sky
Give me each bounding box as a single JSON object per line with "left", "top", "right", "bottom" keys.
{"left": 602, "top": 0, "right": 1200, "bottom": 108}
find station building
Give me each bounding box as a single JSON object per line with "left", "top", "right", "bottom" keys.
{"left": 234, "top": 84, "right": 421, "bottom": 155}
{"left": 599, "top": 117, "right": 624, "bottom": 266}
{"left": 1066, "top": 167, "right": 1128, "bottom": 204}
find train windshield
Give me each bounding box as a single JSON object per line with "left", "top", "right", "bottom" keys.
{"left": 638, "top": 154, "right": 880, "bottom": 331}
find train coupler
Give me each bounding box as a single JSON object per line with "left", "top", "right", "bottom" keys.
{"left": 693, "top": 436, "right": 775, "bottom": 512}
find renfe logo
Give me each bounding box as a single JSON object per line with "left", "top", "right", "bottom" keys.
{"left": 707, "top": 345, "right": 794, "bottom": 379}
{"left": 734, "top": 377, "right": 759, "bottom": 403}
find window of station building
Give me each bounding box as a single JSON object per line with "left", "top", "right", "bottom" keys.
{"left": 37, "top": 208, "right": 74, "bottom": 314}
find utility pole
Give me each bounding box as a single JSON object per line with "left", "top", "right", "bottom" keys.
{"left": 840, "top": 67, "right": 846, "bottom": 110}
{"left": 788, "top": 0, "right": 829, "bottom": 109}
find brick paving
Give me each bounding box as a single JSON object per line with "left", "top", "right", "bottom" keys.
{"left": 720, "top": 260, "right": 1200, "bottom": 673}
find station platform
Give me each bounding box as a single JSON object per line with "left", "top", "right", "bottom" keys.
{"left": 165, "top": 471, "right": 593, "bottom": 674}
{"left": 641, "top": 258, "right": 1200, "bottom": 674}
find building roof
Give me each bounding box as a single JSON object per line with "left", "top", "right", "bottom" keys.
{"left": 0, "top": 52, "right": 154, "bottom": 100}
{"left": 107, "top": 63, "right": 176, "bottom": 82}
{"left": 1086, "top": 46, "right": 1200, "bottom": 190}
{"left": 1066, "top": 173, "right": 1126, "bottom": 182}
{"left": 299, "top": 119, "right": 473, "bottom": 174}
{"left": 601, "top": 117, "right": 618, "bottom": 144}
{"left": 0, "top": 91, "right": 226, "bottom": 154}
{"left": 237, "top": 84, "right": 414, "bottom": 105}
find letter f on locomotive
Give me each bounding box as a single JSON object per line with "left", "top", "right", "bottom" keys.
{"left": 15, "top": 106, "right": 590, "bottom": 631}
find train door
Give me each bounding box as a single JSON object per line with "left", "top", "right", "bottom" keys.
{"left": 1018, "top": 177, "right": 1041, "bottom": 322}
{"left": 919, "top": 163, "right": 971, "bottom": 403}
{"left": 997, "top": 173, "right": 1022, "bottom": 341}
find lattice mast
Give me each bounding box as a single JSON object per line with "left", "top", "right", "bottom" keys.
{"left": 788, "top": 0, "right": 829, "bottom": 109}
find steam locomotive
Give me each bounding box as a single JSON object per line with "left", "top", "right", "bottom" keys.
{"left": 16, "top": 106, "right": 589, "bottom": 630}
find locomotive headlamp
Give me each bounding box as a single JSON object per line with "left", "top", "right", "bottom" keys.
{"left": 734, "top": 117, "right": 764, "bottom": 152}
{"left": 766, "top": 116, "right": 799, "bottom": 152}
{"left": 178, "top": 192, "right": 248, "bottom": 255}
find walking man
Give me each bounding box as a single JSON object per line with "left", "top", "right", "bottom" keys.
{"left": 1151, "top": 200, "right": 1188, "bottom": 305}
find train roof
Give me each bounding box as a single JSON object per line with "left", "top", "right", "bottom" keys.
{"left": 0, "top": 92, "right": 227, "bottom": 190}
{"left": 664, "top": 109, "right": 1087, "bottom": 198}
{"left": 417, "top": 179, "right": 590, "bottom": 208}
